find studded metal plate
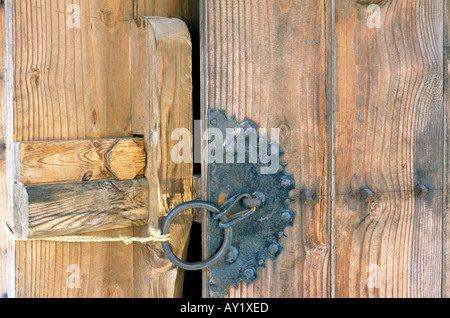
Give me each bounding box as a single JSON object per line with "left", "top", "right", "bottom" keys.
{"left": 207, "top": 109, "right": 296, "bottom": 297}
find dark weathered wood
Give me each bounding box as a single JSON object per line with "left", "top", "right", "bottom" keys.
{"left": 131, "top": 17, "right": 193, "bottom": 298}
{"left": 201, "top": 0, "right": 331, "bottom": 298}
{"left": 13, "top": 138, "right": 145, "bottom": 185}
{"left": 13, "top": 179, "right": 149, "bottom": 239}
{"left": 333, "top": 0, "right": 445, "bottom": 298}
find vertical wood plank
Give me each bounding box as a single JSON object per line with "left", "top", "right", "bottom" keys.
{"left": 0, "top": 1, "right": 7, "bottom": 298}
{"left": 333, "top": 0, "right": 445, "bottom": 298}
{"left": 131, "top": 17, "right": 193, "bottom": 298}
{"left": 201, "top": 0, "right": 332, "bottom": 298}
{"left": 5, "top": 0, "right": 137, "bottom": 298}
{"left": 445, "top": 0, "right": 450, "bottom": 299}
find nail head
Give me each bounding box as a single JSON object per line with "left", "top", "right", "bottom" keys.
{"left": 415, "top": 184, "right": 428, "bottom": 198}
{"left": 301, "top": 190, "right": 313, "bottom": 205}
{"left": 360, "top": 188, "right": 374, "bottom": 202}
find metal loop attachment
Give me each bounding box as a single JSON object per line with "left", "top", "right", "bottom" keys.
{"left": 161, "top": 201, "right": 232, "bottom": 271}
{"left": 215, "top": 193, "right": 257, "bottom": 229}
{"left": 161, "top": 193, "right": 263, "bottom": 271}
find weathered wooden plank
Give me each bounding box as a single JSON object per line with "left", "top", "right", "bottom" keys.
{"left": 5, "top": 0, "right": 138, "bottom": 298}
{"left": 201, "top": 0, "right": 331, "bottom": 298}
{"left": 3, "top": 0, "right": 198, "bottom": 299}
{"left": 12, "top": 179, "right": 149, "bottom": 239}
{"left": 333, "top": 0, "right": 444, "bottom": 298}
{"left": 131, "top": 17, "right": 193, "bottom": 298}
{"left": 0, "top": 2, "right": 7, "bottom": 298}
{"left": 445, "top": 0, "right": 450, "bottom": 299}
{"left": 13, "top": 138, "right": 145, "bottom": 185}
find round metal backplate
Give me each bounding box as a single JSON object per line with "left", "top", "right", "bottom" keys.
{"left": 207, "top": 109, "right": 296, "bottom": 297}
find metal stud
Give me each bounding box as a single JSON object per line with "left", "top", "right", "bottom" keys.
{"left": 301, "top": 190, "right": 313, "bottom": 205}
{"left": 281, "top": 211, "right": 292, "bottom": 222}
{"left": 225, "top": 246, "right": 239, "bottom": 264}
{"left": 269, "top": 243, "right": 279, "bottom": 255}
{"left": 281, "top": 176, "right": 292, "bottom": 188}
{"left": 360, "top": 188, "right": 374, "bottom": 203}
{"left": 244, "top": 268, "right": 257, "bottom": 280}
{"left": 210, "top": 284, "right": 218, "bottom": 293}
{"left": 415, "top": 184, "right": 429, "bottom": 198}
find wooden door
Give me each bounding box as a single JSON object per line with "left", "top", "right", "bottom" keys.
{"left": 1, "top": 0, "right": 198, "bottom": 298}
{"left": 0, "top": 0, "right": 448, "bottom": 299}
{"left": 200, "top": 0, "right": 448, "bottom": 298}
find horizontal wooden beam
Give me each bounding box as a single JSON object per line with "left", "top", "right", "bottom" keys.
{"left": 13, "top": 179, "right": 149, "bottom": 239}
{"left": 13, "top": 138, "right": 146, "bottom": 186}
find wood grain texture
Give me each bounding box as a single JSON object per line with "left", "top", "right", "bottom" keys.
{"left": 445, "top": 0, "right": 450, "bottom": 299}
{"left": 5, "top": 0, "right": 138, "bottom": 298}
{"left": 0, "top": 2, "right": 7, "bottom": 298}
{"left": 13, "top": 179, "right": 149, "bottom": 239}
{"left": 131, "top": 17, "right": 193, "bottom": 298}
{"left": 3, "top": 0, "right": 198, "bottom": 299}
{"left": 13, "top": 138, "right": 145, "bottom": 185}
{"left": 142, "top": 0, "right": 198, "bottom": 22}
{"left": 333, "top": 0, "right": 445, "bottom": 298}
{"left": 201, "top": 0, "right": 331, "bottom": 298}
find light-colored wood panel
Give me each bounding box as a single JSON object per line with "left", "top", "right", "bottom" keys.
{"left": 131, "top": 17, "right": 193, "bottom": 298}
{"left": 134, "top": 0, "right": 199, "bottom": 39}
{"left": 333, "top": 0, "right": 444, "bottom": 298}
{"left": 14, "top": 138, "right": 145, "bottom": 185}
{"left": 201, "top": 0, "right": 331, "bottom": 298}
{"left": 13, "top": 179, "right": 149, "bottom": 239}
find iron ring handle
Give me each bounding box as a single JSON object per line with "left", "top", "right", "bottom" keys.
{"left": 161, "top": 201, "right": 233, "bottom": 271}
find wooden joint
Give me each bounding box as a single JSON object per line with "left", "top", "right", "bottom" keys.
{"left": 11, "top": 137, "right": 149, "bottom": 238}
{"left": 103, "top": 139, "right": 147, "bottom": 181}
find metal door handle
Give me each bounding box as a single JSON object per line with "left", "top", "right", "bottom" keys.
{"left": 161, "top": 193, "right": 261, "bottom": 271}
